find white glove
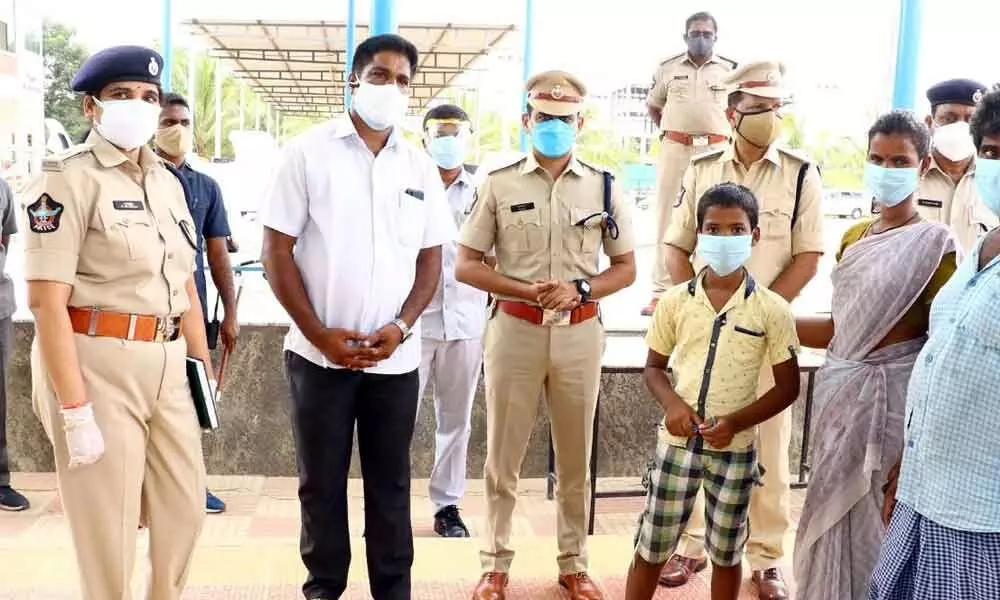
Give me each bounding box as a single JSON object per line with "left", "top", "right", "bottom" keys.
{"left": 61, "top": 404, "right": 106, "bottom": 469}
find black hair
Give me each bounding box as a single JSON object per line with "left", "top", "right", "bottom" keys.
{"left": 867, "top": 110, "right": 931, "bottom": 158}
{"left": 727, "top": 91, "right": 744, "bottom": 109}
{"left": 971, "top": 87, "right": 1000, "bottom": 150}
{"left": 696, "top": 183, "right": 759, "bottom": 230}
{"left": 351, "top": 34, "right": 419, "bottom": 77}
{"left": 163, "top": 92, "right": 189, "bottom": 110}
{"left": 685, "top": 11, "right": 718, "bottom": 34}
{"left": 423, "top": 104, "right": 470, "bottom": 129}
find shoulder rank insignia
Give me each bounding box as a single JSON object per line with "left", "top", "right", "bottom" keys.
{"left": 27, "top": 193, "right": 64, "bottom": 234}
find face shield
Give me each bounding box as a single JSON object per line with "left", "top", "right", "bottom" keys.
{"left": 424, "top": 119, "right": 472, "bottom": 169}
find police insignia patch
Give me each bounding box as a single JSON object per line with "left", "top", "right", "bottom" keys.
{"left": 973, "top": 89, "right": 985, "bottom": 103}
{"left": 27, "top": 193, "right": 64, "bottom": 234}
{"left": 148, "top": 57, "right": 159, "bottom": 76}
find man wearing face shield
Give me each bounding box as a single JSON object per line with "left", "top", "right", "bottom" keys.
{"left": 416, "top": 104, "right": 487, "bottom": 539}
{"left": 21, "top": 45, "right": 214, "bottom": 599}
{"left": 154, "top": 92, "right": 237, "bottom": 516}
{"left": 457, "top": 70, "right": 637, "bottom": 600}
{"left": 642, "top": 11, "right": 736, "bottom": 316}
{"left": 261, "top": 34, "right": 454, "bottom": 600}
{"left": 919, "top": 79, "right": 998, "bottom": 251}
{"left": 661, "top": 61, "right": 824, "bottom": 599}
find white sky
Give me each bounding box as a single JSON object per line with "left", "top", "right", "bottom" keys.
{"left": 38, "top": 0, "right": 1000, "bottom": 138}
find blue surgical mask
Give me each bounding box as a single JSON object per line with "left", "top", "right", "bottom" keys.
{"left": 428, "top": 135, "right": 465, "bottom": 169}
{"left": 975, "top": 157, "right": 1000, "bottom": 218}
{"left": 531, "top": 119, "right": 576, "bottom": 158}
{"left": 864, "top": 163, "right": 919, "bottom": 207}
{"left": 697, "top": 234, "right": 752, "bottom": 276}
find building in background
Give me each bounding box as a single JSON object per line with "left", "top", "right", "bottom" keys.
{"left": 0, "top": 0, "right": 44, "bottom": 190}
{"left": 607, "top": 82, "right": 656, "bottom": 161}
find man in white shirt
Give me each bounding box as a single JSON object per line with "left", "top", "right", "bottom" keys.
{"left": 260, "top": 34, "right": 455, "bottom": 600}
{"left": 418, "top": 104, "right": 489, "bottom": 539}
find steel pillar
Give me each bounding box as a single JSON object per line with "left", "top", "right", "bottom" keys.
{"left": 892, "top": 0, "right": 923, "bottom": 110}
{"left": 346, "top": 0, "right": 358, "bottom": 108}
{"left": 161, "top": 0, "right": 173, "bottom": 91}
{"left": 370, "top": 0, "right": 397, "bottom": 35}
{"left": 519, "top": 0, "right": 534, "bottom": 152}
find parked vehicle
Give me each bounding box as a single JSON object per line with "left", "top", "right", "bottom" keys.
{"left": 823, "top": 189, "right": 870, "bottom": 219}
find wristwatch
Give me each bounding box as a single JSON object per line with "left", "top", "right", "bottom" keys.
{"left": 391, "top": 318, "right": 412, "bottom": 342}
{"left": 574, "top": 279, "right": 592, "bottom": 303}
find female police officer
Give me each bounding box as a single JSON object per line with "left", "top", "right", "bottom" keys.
{"left": 22, "top": 45, "right": 213, "bottom": 600}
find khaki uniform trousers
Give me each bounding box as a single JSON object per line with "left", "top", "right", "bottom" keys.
{"left": 652, "top": 138, "right": 729, "bottom": 296}
{"left": 675, "top": 364, "right": 792, "bottom": 569}
{"left": 480, "top": 309, "right": 604, "bottom": 575}
{"left": 31, "top": 334, "right": 205, "bottom": 600}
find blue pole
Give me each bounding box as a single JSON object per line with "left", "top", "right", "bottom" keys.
{"left": 891, "top": 0, "right": 922, "bottom": 110}
{"left": 519, "top": 0, "right": 534, "bottom": 152}
{"left": 162, "top": 0, "right": 173, "bottom": 92}
{"left": 345, "top": 0, "right": 357, "bottom": 110}
{"left": 370, "top": 0, "right": 397, "bottom": 36}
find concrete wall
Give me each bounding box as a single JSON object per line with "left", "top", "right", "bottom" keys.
{"left": 6, "top": 322, "right": 814, "bottom": 480}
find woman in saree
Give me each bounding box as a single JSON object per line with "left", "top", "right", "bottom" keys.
{"left": 792, "top": 110, "right": 958, "bottom": 599}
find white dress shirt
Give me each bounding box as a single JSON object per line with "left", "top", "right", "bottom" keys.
{"left": 421, "top": 168, "right": 488, "bottom": 342}
{"left": 261, "top": 116, "right": 456, "bottom": 375}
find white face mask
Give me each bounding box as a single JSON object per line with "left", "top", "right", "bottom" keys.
{"left": 94, "top": 99, "right": 161, "bottom": 151}
{"left": 351, "top": 82, "right": 408, "bottom": 131}
{"left": 933, "top": 121, "right": 976, "bottom": 162}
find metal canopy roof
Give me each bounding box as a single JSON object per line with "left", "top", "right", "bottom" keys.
{"left": 184, "top": 19, "right": 516, "bottom": 118}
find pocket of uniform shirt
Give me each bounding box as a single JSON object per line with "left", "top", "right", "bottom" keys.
{"left": 734, "top": 325, "right": 765, "bottom": 338}
{"left": 500, "top": 205, "right": 545, "bottom": 253}
{"left": 571, "top": 206, "right": 603, "bottom": 254}
{"left": 97, "top": 202, "right": 154, "bottom": 261}
{"left": 760, "top": 208, "right": 792, "bottom": 240}
{"left": 667, "top": 76, "right": 691, "bottom": 101}
{"left": 397, "top": 190, "right": 426, "bottom": 248}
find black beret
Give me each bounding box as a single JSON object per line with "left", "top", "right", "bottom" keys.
{"left": 927, "top": 78, "right": 988, "bottom": 108}
{"left": 71, "top": 45, "right": 164, "bottom": 94}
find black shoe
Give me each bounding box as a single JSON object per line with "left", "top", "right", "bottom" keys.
{"left": 434, "top": 505, "right": 470, "bottom": 538}
{"left": 0, "top": 485, "right": 29, "bottom": 511}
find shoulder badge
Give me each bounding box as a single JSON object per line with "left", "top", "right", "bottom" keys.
{"left": 27, "top": 193, "right": 65, "bottom": 234}
{"left": 576, "top": 157, "right": 611, "bottom": 175}
{"left": 691, "top": 148, "right": 726, "bottom": 164}
{"left": 659, "top": 52, "right": 685, "bottom": 66}
{"left": 486, "top": 154, "right": 527, "bottom": 176}
{"left": 777, "top": 146, "right": 812, "bottom": 164}
{"left": 42, "top": 143, "right": 94, "bottom": 173}
{"left": 717, "top": 55, "right": 738, "bottom": 69}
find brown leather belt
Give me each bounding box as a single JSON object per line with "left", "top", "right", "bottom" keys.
{"left": 68, "top": 307, "right": 182, "bottom": 342}
{"left": 661, "top": 131, "right": 728, "bottom": 146}
{"left": 497, "top": 300, "right": 599, "bottom": 326}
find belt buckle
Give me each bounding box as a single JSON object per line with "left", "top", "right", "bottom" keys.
{"left": 692, "top": 135, "right": 709, "bottom": 147}
{"left": 154, "top": 317, "right": 177, "bottom": 342}
{"left": 541, "top": 309, "right": 571, "bottom": 327}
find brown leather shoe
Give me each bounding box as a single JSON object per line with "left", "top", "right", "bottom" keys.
{"left": 640, "top": 297, "right": 659, "bottom": 316}
{"left": 472, "top": 572, "right": 508, "bottom": 600}
{"left": 752, "top": 568, "right": 790, "bottom": 600}
{"left": 558, "top": 572, "right": 604, "bottom": 600}
{"left": 658, "top": 554, "right": 708, "bottom": 587}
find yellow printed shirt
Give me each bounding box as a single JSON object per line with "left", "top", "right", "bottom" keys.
{"left": 645, "top": 269, "right": 800, "bottom": 450}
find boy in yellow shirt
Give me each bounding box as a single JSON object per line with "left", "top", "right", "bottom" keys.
{"left": 625, "top": 183, "right": 801, "bottom": 600}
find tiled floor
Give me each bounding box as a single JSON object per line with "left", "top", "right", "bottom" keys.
{"left": 0, "top": 474, "right": 806, "bottom": 599}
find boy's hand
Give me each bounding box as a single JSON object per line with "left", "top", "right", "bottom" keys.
{"left": 665, "top": 397, "right": 702, "bottom": 438}
{"left": 699, "top": 417, "right": 736, "bottom": 449}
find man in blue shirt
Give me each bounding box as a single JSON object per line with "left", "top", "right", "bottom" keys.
{"left": 871, "top": 87, "right": 1000, "bottom": 599}
{"left": 155, "top": 93, "right": 239, "bottom": 514}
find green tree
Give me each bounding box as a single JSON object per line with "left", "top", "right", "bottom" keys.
{"left": 43, "top": 20, "right": 90, "bottom": 141}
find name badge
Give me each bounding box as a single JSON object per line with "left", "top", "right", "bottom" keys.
{"left": 112, "top": 200, "right": 144, "bottom": 211}
{"left": 510, "top": 202, "right": 535, "bottom": 213}
{"left": 917, "top": 198, "right": 943, "bottom": 208}
{"left": 404, "top": 188, "right": 424, "bottom": 201}
{"left": 672, "top": 75, "right": 689, "bottom": 80}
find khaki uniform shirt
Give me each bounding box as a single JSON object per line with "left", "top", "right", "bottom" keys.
{"left": 918, "top": 160, "right": 997, "bottom": 252}
{"left": 647, "top": 53, "right": 735, "bottom": 136}
{"left": 459, "top": 154, "right": 635, "bottom": 302}
{"left": 647, "top": 271, "right": 799, "bottom": 450}
{"left": 916, "top": 158, "right": 969, "bottom": 223}
{"left": 21, "top": 132, "right": 197, "bottom": 316}
{"left": 665, "top": 144, "right": 825, "bottom": 287}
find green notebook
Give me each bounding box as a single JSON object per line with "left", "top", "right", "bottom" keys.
{"left": 186, "top": 357, "right": 219, "bottom": 430}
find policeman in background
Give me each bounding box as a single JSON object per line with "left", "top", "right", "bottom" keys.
{"left": 662, "top": 61, "right": 824, "bottom": 600}
{"left": 457, "top": 70, "right": 636, "bottom": 600}
{"left": 22, "top": 46, "right": 213, "bottom": 600}
{"left": 919, "top": 79, "right": 998, "bottom": 251}
{"left": 417, "top": 103, "right": 487, "bottom": 538}
{"left": 642, "top": 10, "right": 736, "bottom": 316}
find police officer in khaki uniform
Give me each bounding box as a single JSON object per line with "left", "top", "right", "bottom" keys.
{"left": 662, "top": 61, "right": 824, "bottom": 600}
{"left": 22, "top": 46, "right": 213, "bottom": 600}
{"left": 456, "top": 70, "right": 636, "bottom": 600}
{"left": 642, "top": 10, "right": 736, "bottom": 316}
{"left": 919, "top": 79, "right": 998, "bottom": 251}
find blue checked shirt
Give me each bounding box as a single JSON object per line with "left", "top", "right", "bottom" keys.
{"left": 896, "top": 236, "right": 1000, "bottom": 532}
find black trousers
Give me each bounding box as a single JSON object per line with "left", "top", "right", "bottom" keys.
{"left": 0, "top": 318, "right": 12, "bottom": 487}
{"left": 285, "top": 351, "right": 419, "bottom": 600}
